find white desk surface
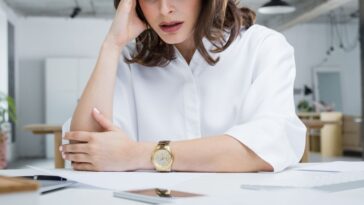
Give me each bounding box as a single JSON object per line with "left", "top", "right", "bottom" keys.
{"left": 1, "top": 165, "right": 364, "bottom": 205}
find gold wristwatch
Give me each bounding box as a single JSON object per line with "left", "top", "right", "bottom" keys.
{"left": 151, "top": 141, "right": 174, "bottom": 172}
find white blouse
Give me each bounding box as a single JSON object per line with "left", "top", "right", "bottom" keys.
{"left": 63, "top": 24, "right": 306, "bottom": 172}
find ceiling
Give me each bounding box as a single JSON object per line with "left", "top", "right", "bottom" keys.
{"left": 2, "top": 0, "right": 359, "bottom": 26}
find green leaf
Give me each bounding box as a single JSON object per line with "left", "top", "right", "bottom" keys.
{"left": 9, "top": 110, "right": 16, "bottom": 123}
{"left": 6, "top": 96, "right": 16, "bottom": 116}
{"left": 0, "top": 91, "right": 17, "bottom": 125}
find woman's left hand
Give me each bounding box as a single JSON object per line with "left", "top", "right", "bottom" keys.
{"left": 61, "top": 108, "right": 140, "bottom": 171}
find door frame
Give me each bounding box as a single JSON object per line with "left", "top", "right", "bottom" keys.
{"left": 313, "top": 66, "right": 343, "bottom": 111}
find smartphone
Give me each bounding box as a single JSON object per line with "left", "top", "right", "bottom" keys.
{"left": 113, "top": 188, "right": 204, "bottom": 204}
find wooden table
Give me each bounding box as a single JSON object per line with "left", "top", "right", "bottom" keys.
{"left": 23, "top": 124, "right": 64, "bottom": 168}
{"left": 301, "top": 119, "right": 325, "bottom": 162}
{"left": 0, "top": 175, "right": 39, "bottom": 193}
{"left": 300, "top": 118, "right": 342, "bottom": 162}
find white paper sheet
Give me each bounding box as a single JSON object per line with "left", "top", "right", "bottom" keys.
{"left": 29, "top": 166, "right": 206, "bottom": 191}
{"left": 293, "top": 161, "right": 364, "bottom": 172}
{"left": 238, "top": 169, "right": 364, "bottom": 189}
{"left": 172, "top": 189, "right": 364, "bottom": 205}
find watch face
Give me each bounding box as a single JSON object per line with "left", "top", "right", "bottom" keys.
{"left": 153, "top": 149, "right": 172, "bottom": 167}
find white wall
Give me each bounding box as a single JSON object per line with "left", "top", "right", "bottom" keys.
{"left": 0, "top": 2, "right": 8, "bottom": 96}
{"left": 283, "top": 23, "right": 361, "bottom": 116}
{"left": 0, "top": 0, "right": 19, "bottom": 95}
{"left": 16, "top": 17, "right": 111, "bottom": 158}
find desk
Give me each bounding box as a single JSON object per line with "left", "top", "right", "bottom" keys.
{"left": 301, "top": 119, "right": 343, "bottom": 162}
{"left": 23, "top": 125, "right": 64, "bottom": 169}
{"left": 301, "top": 119, "right": 324, "bottom": 162}
{"left": 1, "top": 165, "right": 364, "bottom": 205}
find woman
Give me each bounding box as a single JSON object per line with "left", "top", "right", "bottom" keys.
{"left": 61, "top": 0, "right": 306, "bottom": 173}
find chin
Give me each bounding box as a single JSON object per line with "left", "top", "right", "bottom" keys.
{"left": 158, "top": 32, "right": 188, "bottom": 45}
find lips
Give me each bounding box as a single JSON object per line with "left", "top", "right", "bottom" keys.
{"left": 159, "top": 21, "right": 184, "bottom": 33}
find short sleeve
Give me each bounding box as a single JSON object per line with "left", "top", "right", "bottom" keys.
{"left": 112, "top": 47, "right": 138, "bottom": 140}
{"left": 224, "top": 32, "right": 306, "bottom": 172}
{"left": 62, "top": 118, "right": 71, "bottom": 138}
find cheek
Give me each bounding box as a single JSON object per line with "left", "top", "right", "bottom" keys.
{"left": 139, "top": 4, "right": 155, "bottom": 24}
{"left": 191, "top": 1, "right": 201, "bottom": 20}
{"left": 179, "top": 1, "right": 201, "bottom": 27}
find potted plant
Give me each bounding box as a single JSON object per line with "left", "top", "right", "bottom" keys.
{"left": 0, "top": 91, "right": 16, "bottom": 169}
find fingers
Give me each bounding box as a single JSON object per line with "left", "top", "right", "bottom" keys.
{"left": 63, "top": 131, "right": 92, "bottom": 142}
{"left": 92, "top": 108, "right": 116, "bottom": 131}
{"left": 71, "top": 162, "right": 95, "bottom": 171}
{"left": 60, "top": 143, "right": 90, "bottom": 154}
{"left": 64, "top": 153, "right": 92, "bottom": 163}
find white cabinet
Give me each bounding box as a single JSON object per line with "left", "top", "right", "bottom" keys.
{"left": 45, "top": 58, "right": 95, "bottom": 158}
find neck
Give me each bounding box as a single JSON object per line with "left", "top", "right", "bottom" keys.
{"left": 175, "top": 36, "right": 196, "bottom": 65}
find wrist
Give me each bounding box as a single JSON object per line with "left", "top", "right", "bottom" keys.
{"left": 98, "top": 39, "right": 124, "bottom": 66}
{"left": 133, "top": 142, "right": 155, "bottom": 170}
{"left": 101, "top": 40, "right": 123, "bottom": 54}
{"left": 103, "top": 35, "right": 126, "bottom": 52}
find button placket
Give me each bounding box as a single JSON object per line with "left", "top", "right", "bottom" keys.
{"left": 176, "top": 56, "right": 201, "bottom": 139}
{"left": 183, "top": 77, "right": 201, "bottom": 139}
{"left": 173, "top": 46, "right": 202, "bottom": 139}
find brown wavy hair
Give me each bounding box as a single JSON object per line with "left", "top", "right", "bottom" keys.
{"left": 114, "top": 0, "right": 256, "bottom": 67}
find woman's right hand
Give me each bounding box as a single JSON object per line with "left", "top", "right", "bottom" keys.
{"left": 104, "top": 0, "right": 147, "bottom": 49}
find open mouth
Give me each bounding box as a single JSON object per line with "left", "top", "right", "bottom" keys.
{"left": 159, "top": 21, "right": 184, "bottom": 33}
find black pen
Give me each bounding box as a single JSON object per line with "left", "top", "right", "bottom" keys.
{"left": 19, "top": 175, "right": 67, "bottom": 181}
{"left": 17, "top": 175, "right": 73, "bottom": 194}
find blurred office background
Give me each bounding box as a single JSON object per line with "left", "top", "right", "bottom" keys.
{"left": 0, "top": 0, "right": 362, "bottom": 169}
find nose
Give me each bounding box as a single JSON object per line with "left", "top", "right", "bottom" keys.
{"left": 160, "top": 0, "right": 175, "bottom": 16}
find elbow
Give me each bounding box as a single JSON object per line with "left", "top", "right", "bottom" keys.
{"left": 228, "top": 138, "right": 274, "bottom": 173}
{"left": 240, "top": 145, "right": 274, "bottom": 172}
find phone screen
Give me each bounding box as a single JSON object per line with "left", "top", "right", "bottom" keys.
{"left": 114, "top": 188, "right": 204, "bottom": 204}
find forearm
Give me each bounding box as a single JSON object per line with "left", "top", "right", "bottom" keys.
{"left": 137, "top": 135, "right": 273, "bottom": 172}
{"left": 70, "top": 41, "right": 123, "bottom": 132}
